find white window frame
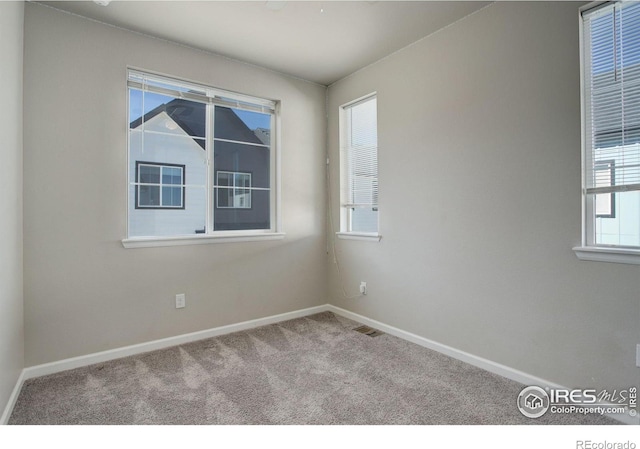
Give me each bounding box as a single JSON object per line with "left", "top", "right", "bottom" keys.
{"left": 136, "top": 162, "right": 185, "bottom": 209}
{"left": 216, "top": 171, "right": 252, "bottom": 209}
{"left": 336, "top": 93, "right": 381, "bottom": 242}
{"left": 574, "top": 1, "right": 640, "bottom": 264}
{"left": 123, "top": 69, "right": 283, "bottom": 248}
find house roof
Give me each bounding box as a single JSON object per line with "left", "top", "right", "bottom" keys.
{"left": 130, "top": 98, "right": 264, "bottom": 149}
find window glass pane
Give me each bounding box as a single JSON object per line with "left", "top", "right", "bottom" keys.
{"left": 214, "top": 141, "right": 269, "bottom": 188}
{"left": 216, "top": 187, "right": 229, "bottom": 208}
{"left": 235, "top": 189, "right": 251, "bottom": 208}
{"left": 214, "top": 106, "right": 271, "bottom": 145}
{"left": 129, "top": 90, "right": 206, "bottom": 141}
{"left": 235, "top": 173, "right": 251, "bottom": 188}
{"left": 133, "top": 133, "right": 205, "bottom": 177}
{"left": 139, "top": 165, "right": 160, "bottom": 184}
{"left": 351, "top": 208, "right": 378, "bottom": 233}
{"left": 163, "top": 167, "right": 182, "bottom": 185}
{"left": 215, "top": 186, "right": 252, "bottom": 209}
{"left": 595, "top": 192, "right": 614, "bottom": 217}
{"left": 217, "top": 172, "right": 231, "bottom": 187}
{"left": 162, "top": 186, "right": 183, "bottom": 207}
{"left": 214, "top": 189, "right": 269, "bottom": 231}
{"left": 139, "top": 185, "right": 160, "bottom": 207}
{"left": 129, "top": 185, "right": 206, "bottom": 237}
{"left": 595, "top": 190, "right": 640, "bottom": 246}
{"left": 163, "top": 98, "right": 206, "bottom": 140}
{"left": 129, "top": 88, "right": 143, "bottom": 130}
{"left": 134, "top": 91, "right": 172, "bottom": 129}
{"left": 130, "top": 135, "right": 204, "bottom": 233}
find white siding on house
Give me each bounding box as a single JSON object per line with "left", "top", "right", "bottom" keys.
{"left": 129, "top": 112, "right": 207, "bottom": 237}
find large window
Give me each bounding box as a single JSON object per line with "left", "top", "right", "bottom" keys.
{"left": 580, "top": 2, "right": 640, "bottom": 253}
{"left": 126, "top": 70, "right": 278, "bottom": 244}
{"left": 339, "top": 94, "right": 379, "bottom": 237}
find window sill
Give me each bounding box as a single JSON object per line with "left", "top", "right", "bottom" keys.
{"left": 572, "top": 246, "right": 640, "bottom": 265}
{"left": 336, "top": 232, "right": 382, "bottom": 242}
{"left": 122, "top": 232, "right": 285, "bottom": 249}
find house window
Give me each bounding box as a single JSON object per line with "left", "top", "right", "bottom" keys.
{"left": 216, "top": 171, "right": 252, "bottom": 209}
{"left": 339, "top": 94, "right": 379, "bottom": 237}
{"left": 594, "top": 160, "right": 615, "bottom": 219}
{"left": 126, "top": 70, "right": 278, "bottom": 243}
{"left": 580, "top": 2, "right": 640, "bottom": 251}
{"left": 136, "top": 162, "right": 185, "bottom": 209}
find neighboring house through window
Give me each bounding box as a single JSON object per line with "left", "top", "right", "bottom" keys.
{"left": 594, "top": 160, "right": 615, "bottom": 219}
{"left": 126, "top": 70, "right": 278, "bottom": 242}
{"left": 217, "top": 171, "right": 252, "bottom": 209}
{"left": 338, "top": 94, "right": 379, "bottom": 238}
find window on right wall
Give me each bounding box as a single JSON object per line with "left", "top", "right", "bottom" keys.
{"left": 578, "top": 1, "right": 640, "bottom": 262}
{"left": 339, "top": 94, "right": 380, "bottom": 239}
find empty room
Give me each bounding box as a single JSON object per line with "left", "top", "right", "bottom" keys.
{"left": 1, "top": 0, "right": 639, "bottom": 442}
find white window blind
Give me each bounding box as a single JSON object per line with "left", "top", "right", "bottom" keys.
{"left": 584, "top": 2, "right": 640, "bottom": 194}
{"left": 340, "top": 95, "right": 378, "bottom": 233}
{"left": 127, "top": 70, "right": 276, "bottom": 114}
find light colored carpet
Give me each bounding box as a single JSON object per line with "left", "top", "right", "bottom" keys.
{"left": 9, "top": 312, "right": 617, "bottom": 425}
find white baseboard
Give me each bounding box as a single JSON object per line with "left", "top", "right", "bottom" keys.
{"left": 4, "top": 303, "right": 636, "bottom": 425}
{"left": 23, "top": 305, "right": 329, "bottom": 380}
{"left": 0, "top": 304, "right": 329, "bottom": 425}
{"left": 1, "top": 369, "right": 25, "bottom": 425}
{"left": 327, "top": 305, "right": 639, "bottom": 425}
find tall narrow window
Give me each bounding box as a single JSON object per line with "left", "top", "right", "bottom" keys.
{"left": 339, "top": 94, "right": 379, "bottom": 236}
{"left": 126, "top": 70, "right": 278, "bottom": 243}
{"left": 581, "top": 2, "right": 640, "bottom": 249}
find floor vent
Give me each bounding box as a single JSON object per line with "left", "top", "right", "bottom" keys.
{"left": 353, "top": 325, "right": 384, "bottom": 337}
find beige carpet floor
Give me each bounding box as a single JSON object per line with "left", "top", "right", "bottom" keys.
{"left": 9, "top": 312, "right": 618, "bottom": 425}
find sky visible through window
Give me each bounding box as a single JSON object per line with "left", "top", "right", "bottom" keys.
{"left": 129, "top": 89, "right": 270, "bottom": 131}
{"left": 591, "top": 2, "right": 640, "bottom": 75}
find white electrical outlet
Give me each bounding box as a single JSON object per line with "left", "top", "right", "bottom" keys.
{"left": 175, "top": 293, "right": 186, "bottom": 309}
{"left": 359, "top": 282, "right": 367, "bottom": 295}
{"left": 636, "top": 344, "right": 640, "bottom": 368}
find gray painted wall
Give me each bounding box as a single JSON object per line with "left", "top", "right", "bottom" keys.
{"left": 17, "top": 0, "right": 640, "bottom": 397}
{"left": 0, "top": 1, "right": 24, "bottom": 415}
{"left": 23, "top": 3, "right": 327, "bottom": 365}
{"left": 327, "top": 2, "right": 640, "bottom": 390}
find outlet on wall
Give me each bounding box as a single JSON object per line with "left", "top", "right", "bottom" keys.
{"left": 175, "top": 293, "right": 186, "bottom": 309}
{"left": 359, "top": 282, "right": 367, "bottom": 295}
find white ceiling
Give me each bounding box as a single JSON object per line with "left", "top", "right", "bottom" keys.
{"left": 38, "top": 1, "right": 489, "bottom": 85}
